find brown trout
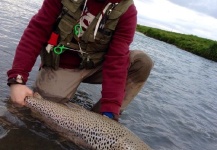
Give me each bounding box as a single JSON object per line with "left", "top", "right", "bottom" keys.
{"left": 24, "top": 93, "right": 151, "bottom": 150}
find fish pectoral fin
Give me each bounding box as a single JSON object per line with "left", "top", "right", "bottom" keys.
{"left": 31, "top": 109, "right": 44, "bottom": 119}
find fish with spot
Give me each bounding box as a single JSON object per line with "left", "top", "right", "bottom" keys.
{"left": 24, "top": 93, "right": 152, "bottom": 150}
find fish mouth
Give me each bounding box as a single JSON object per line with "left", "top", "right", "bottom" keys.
{"left": 24, "top": 92, "right": 43, "bottom": 102}
{"left": 24, "top": 96, "right": 31, "bottom": 101}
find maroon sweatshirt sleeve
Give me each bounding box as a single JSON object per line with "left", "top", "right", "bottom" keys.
{"left": 7, "top": 0, "right": 62, "bottom": 83}
{"left": 100, "top": 4, "right": 137, "bottom": 115}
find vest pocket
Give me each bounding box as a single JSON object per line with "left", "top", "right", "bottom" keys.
{"left": 40, "top": 48, "right": 60, "bottom": 70}
{"left": 96, "top": 29, "right": 113, "bottom": 45}
{"left": 58, "top": 14, "right": 75, "bottom": 40}
{"left": 62, "top": 0, "right": 83, "bottom": 13}
{"left": 106, "top": 10, "right": 122, "bottom": 30}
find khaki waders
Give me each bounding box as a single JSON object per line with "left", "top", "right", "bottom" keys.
{"left": 34, "top": 50, "right": 153, "bottom": 114}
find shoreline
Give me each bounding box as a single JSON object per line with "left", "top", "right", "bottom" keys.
{"left": 136, "top": 24, "right": 217, "bottom": 62}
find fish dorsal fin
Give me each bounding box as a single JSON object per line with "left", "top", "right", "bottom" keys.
{"left": 64, "top": 102, "right": 86, "bottom": 111}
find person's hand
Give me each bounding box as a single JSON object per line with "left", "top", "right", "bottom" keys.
{"left": 9, "top": 84, "right": 33, "bottom": 106}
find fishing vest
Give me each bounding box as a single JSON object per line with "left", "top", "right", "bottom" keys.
{"left": 41, "top": 0, "right": 133, "bottom": 70}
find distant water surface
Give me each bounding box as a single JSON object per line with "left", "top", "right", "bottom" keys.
{"left": 0, "top": 0, "right": 217, "bottom": 150}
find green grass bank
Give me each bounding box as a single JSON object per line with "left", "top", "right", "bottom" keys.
{"left": 136, "top": 24, "right": 217, "bottom": 62}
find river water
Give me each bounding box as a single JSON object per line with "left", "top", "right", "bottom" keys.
{"left": 0, "top": 0, "right": 217, "bottom": 150}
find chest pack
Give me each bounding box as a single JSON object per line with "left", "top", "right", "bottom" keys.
{"left": 41, "top": 0, "right": 133, "bottom": 70}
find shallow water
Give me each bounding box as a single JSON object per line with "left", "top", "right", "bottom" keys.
{"left": 1, "top": 0, "right": 217, "bottom": 150}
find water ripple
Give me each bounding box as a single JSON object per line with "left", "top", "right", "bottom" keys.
{"left": 1, "top": 1, "right": 217, "bottom": 150}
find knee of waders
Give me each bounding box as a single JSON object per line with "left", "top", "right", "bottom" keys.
{"left": 129, "top": 50, "right": 154, "bottom": 82}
